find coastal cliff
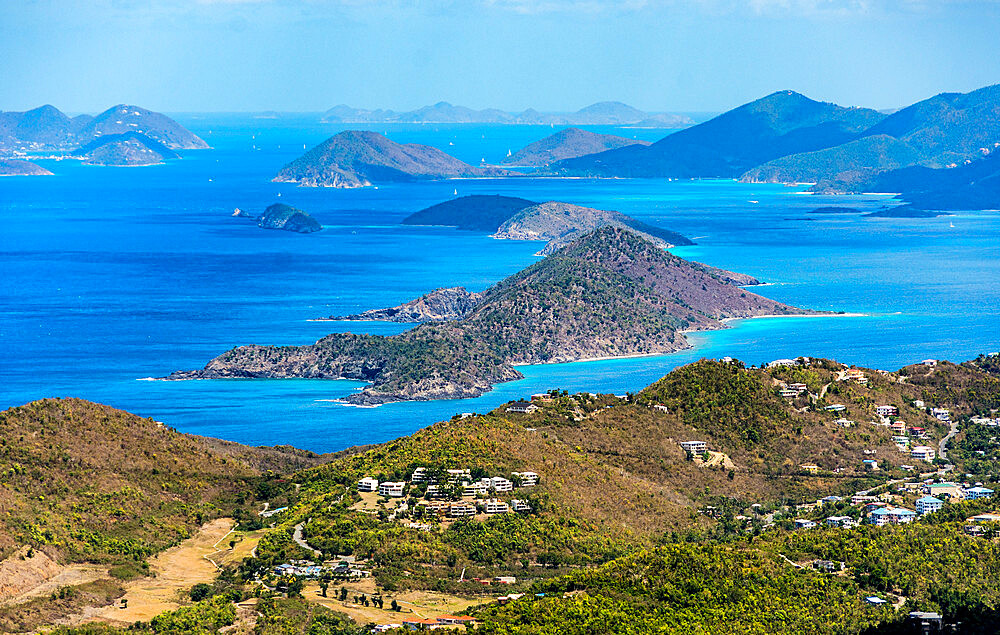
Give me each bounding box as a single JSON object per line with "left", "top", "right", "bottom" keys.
{"left": 273, "top": 130, "right": 513, "bottom": 188}
{"left": 168, "top": 227, "right": 813, "bottom": 404}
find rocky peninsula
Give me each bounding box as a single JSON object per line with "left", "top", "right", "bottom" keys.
{"left": 167, "top": 227, "right": 813, "bottom": 404}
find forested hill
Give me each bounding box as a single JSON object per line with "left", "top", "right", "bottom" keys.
{"left": 272, "top": 130, "right": 513, "bottom": 188}
{"left": 169, "top": 227, "right": 806, "bottom": 403}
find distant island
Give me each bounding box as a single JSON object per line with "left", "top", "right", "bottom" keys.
{"left": 522, "top": 83, "right": 999, "bottom": 214}
{"left": 401, "top": 194, "right": 693, "bottom": 254}
{"left": 273, "top": 130, "right": 512, "bottom": 188}
{"left": 327, "top": 286, "right": 483, "bottom": 322}
{"left": 166, "top": 227, "right": 811, "bottom": 404}
{"left": 0, "top": 158, "right": 52, "bottom": 176}
{"left": 502, "top": 127, "right": 650, "bottom": 166}
{"left": 233, "top": 203, "right": 322, "bottom": 233}
{"left": 320, "top": 100, "right": 694, "bottom": 127}
{"left": 0, "top": 104, "right": 208, "bottom": 153}
{"left": 72, "top": 131, "right": 180, "bottom": 166}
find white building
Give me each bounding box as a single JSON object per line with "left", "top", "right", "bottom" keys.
{"left": 446, "top": 468, "right": 471, "bottom": 483}
{"left": 825, "top": 404, "right": 846, "bottom": 412}
{"left": 506, "top": 401, "right": 539, "bottom": 414}
{"left": 484, "top": 499, "right": 510, "bottom": 514}
{"left": 511, "top": 499, "right": 532, "bottom": 513}
{"left": 911, "top": 446, "right": 936, "bottom": 462}
{"left": 768, "top": 359, "right": 798, "bottom": 368}
{"left": 490, "top": 476, "right": 513, "bottom": 492}
{"left": 680, "top": 440, "right": 707, "bottom": 456}
{"left": 378, "top": 481, "right": 405, "bottom": 497}
{"left": 825, "top": 516, "right": 856, "bottom": 528}
{"left": 876, "top": 405, "right": 898, "bottom": 417}
{"left": 410, "top": 467, "right": 429, "bottom": 483}
{"left": 512, "top": 471, "right": 538, "bottom": 487}
{"left": 357, "top": 477, "right": 379, "bottom": 492}
{"left": 794, "top": 519, "right": 817, "bottom": 529}
{"left": 462, "top": 481, "right": 489, "bottom": 497}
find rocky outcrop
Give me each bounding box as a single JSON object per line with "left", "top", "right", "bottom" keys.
{"left": 0, "top": 159, "right": 52, "bottom": 176}
{"left": 327, "top": 287, "right": 483, "bottom": 322}
{"left": 273, "top": 130, "right": 513, "bottom": 188}
{"left": 168, "top": 227, "right": 813, "bottom": 404}
{"left": 256, "top": 203, "right": 322, "bottom": 233}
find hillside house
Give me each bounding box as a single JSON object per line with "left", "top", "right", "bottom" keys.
{"left": 931, "top": 408, "right": 951, "bottom": 421}
{"left": 357, "top": 477, "right": 379, "bottom": 492}
{"left": 446, "top": 469, "right": 471, "bottom": 483}
{"left": 511, "top": 471, "right": 538, "bottom": 487}
{"left": 800, "top": 464, "right": 819, "bottom": 474}
{"left": 680, "top": 440, "right": 707, "bottom": 457}
{"left": 825, "top": 404, "right": 846, "bottom": 412}
{"left": 876, "top": 405, "right": 898, "bottom": 417}
{"left": 462, "top": 482, "right": 488, "bottom": 497}
{"left": 911, "top": 446, "right": 936, "bottom": 462}
{"left": 913, "top": 399, "right": 926, "bottom": 409}
{"left": 825, "top": 516, "right": 856, "bottom": 528}
{"left": 922, "top": 359, "right": 938, "bottom": 367}
{"left": 490, "top": 476, "right": 514, "bottom": 492}
{"left": 484, "top": 499, "right": 510, "bottom": 514}
{"left": 511, "top": 499, "right": 532, "bottom": 513}
{"left": 378, "top": 481, "right": 405, "bottom": 497}
{"left": 835, "top": 418, "right": 855, "bottom": 428}
{"left": 506, "top": 401, "right": 538, "bottom": 414}
{"left": 963, "top": 486, "right": 995, "bottom": 500}
{"left": 794, "top": 519, "right": 817, "bottom": 529}
{"left": 891, "top": 421, "right": 907, "bottom": 435}
{"left": 448, "top": 502, "right": 476, "bottom": 518}
{"left": 916, "top": 495, "right": 944, "bottom": 515}
{"left": 862, "top": 459, "right": 879, "bottom": 471}
{"left": 767, "top": 359, "right": 798, "bottom": 368}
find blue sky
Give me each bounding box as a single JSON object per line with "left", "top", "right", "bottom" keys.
{"left": 2, "top": 0, "right": 998, "bottom": 113}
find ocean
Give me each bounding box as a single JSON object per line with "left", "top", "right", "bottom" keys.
{"left": 3, "top": 114, "right": 999, "bottom": 452}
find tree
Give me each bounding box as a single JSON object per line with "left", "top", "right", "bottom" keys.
{"left": 319, "top": 578, "right": 329, "bottom": 597}
{"left": 391, "top": 599, "right": 400, "bottom": 612}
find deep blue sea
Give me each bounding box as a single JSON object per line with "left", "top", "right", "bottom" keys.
{"left": 3, "top": 114, "right": 999, "bottom": 452}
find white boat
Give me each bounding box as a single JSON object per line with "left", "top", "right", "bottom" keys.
{"left": 453, "top": 188, "right": 458, "bottom": 195}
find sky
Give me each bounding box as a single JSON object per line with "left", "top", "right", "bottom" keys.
{"left": 1, "top": 0, "right": 999, "bottom": 114}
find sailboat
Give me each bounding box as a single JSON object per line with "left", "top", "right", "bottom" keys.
{"left": 453, "top": 188, "right": 458, "bottom": 196}
{"left": 507, "top": 149, "right": 512, "bottom": 157}
{"left": 950, "top": 221, "right": 956, "bottom": 228}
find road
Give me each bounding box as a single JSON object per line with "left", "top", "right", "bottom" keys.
{"left": 293, "top": 522, "right": 323, "bottom": 558}
{"left": 939, "top": 419, "right": 959, "bottom": 460}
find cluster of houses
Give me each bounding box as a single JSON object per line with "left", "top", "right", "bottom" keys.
{"left": 971, "top": 414, "right": 1000, "bottom": 427}
{"left": 272, "top": 559, "right": 368, "bottom": 579}
{"left": 792, "top": 481, "right": 997, "bottom": 531}
{"left": 356, "top": 467, "right": 539, "bottom": 521}
{"left": 372, "top": 615, "right": 476, "bottom": 632}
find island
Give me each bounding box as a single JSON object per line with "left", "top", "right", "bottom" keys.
{"left": 401, "top": 194, "right": 693, "bottom": 253}
{"left": 319, "top": 100, "right": 694, "bottom": 127}
{"left": 272, "top": 130, "right": 513, "bottom": 188}
{"left": 502, "top": 127, "right": 650, "bottom": 166}
{"left": 73, "top": 132, "right": 180, "bottom": 166}
{"left": 233, "top": 203, "right": 323, "bottom": 233}
{"left": 166, "top": 226, "right": 814, "bottom": 404}
{"left": 0, "top": 158, "right": 52, "bottom": 176}
{"left": 0, "top": 103, "right": 208, "bottom": 153}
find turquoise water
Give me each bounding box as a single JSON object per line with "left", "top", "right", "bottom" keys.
{"left": 2, "top": 115, "right": 999, "bottom": 451}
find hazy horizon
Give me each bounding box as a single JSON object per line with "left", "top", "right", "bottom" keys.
{"left": 2, "top": 1, "right": 999, "bottom": 115}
